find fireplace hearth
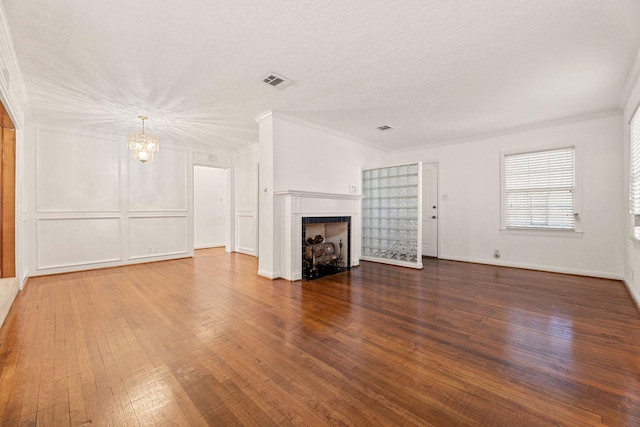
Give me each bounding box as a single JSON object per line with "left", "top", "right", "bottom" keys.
{"left": 302, "top": 216, "right": 351, "bottom": 280}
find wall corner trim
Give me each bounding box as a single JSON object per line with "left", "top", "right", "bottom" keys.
{"left": 622, "top": 276, "right": 640, "bottom": 312}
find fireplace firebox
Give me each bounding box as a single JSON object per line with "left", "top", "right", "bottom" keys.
{"left": 302, "top": 216, "right": 351, "bottom": 280}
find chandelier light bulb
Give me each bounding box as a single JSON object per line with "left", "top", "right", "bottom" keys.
{"left": 127, "top": 115, "right": 159, "bottom": 163}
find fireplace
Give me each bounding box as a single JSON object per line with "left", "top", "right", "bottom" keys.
{"left": 271, "top": 190, "right": 360, "bottom": 281}
{"left": 302, "top": 216, "right": 351, "bottom": 280}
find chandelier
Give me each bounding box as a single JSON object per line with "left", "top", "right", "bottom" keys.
{"left": 127, "top": 115, "right": 159, "bottom": 163}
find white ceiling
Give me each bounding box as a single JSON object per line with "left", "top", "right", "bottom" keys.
{"left": 3, "top": 0, "right": 640, "bottom": 151}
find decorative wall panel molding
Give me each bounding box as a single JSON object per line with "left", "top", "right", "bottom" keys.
{"left": 129, "top": 147, "right": 188, "bottom": 212}
{"left": 235, "top": 214, "right": 255, "bottom": 255}
{"left": 129, "top": 216, "right": 188, "bottom": 259}
{"left": 36, "top": 217, "right": 121, "bottom": 269}
{"left": 36, "top": 129, "right": 120, "bottom": 212}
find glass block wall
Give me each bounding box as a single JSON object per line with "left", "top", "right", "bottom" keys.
{"left": 362, "top": 163, "right": 421, "bottom": 266}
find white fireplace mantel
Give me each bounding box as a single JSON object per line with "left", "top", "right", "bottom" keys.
{"left": 276, "top": 190, "right": 361, "bottom": 281}
{"left": 274, "top": 189, "right": 362, "bottom": 200}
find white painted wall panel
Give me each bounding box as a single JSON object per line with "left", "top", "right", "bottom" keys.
{"left": 129, "top": 147, "right": 188, "bottom": 211}
{"left": 36, "top": 129, "right": 120, "bottom": 212}
{"left": 37, "top": 217, "right": 121, "bottom": 269}
{"left": 235, "top": 148, "right": 257, "bottom": 211}
{"left": 234, "top": 146, "right": 258, "bottom": 256}
{"left": 129, "top": 216, "right": 188, "bottom": 259}
{"left": 236, "top": 215, "right": 255, "bottom": 254}
{"left": 27, "top": 125, "right": 199, "bottom": 276}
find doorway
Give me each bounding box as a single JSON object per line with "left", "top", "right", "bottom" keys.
{"left": 421, "top": 162, "right": 438, "bottom": 257}
{"left": 0, "top": 100, "right": 15, "bottom": 277}
{"left": 193, "top": 166, "right": 227, "bottom": 249}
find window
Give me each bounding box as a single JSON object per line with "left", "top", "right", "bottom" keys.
{"left": 630, "top": 108, "right": 640, "bottom": 239}
{"left": 502, "top": 147, "right": 576, "bottom": 231}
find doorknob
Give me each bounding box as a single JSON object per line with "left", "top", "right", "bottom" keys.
{"left": 432, "top": 215, "right": 437, "bottom": 219}
{"left": 433, "top": 205, "right": 436, "bottom": 209}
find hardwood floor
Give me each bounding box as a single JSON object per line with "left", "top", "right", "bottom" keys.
{"left": 1, "top": 249, "right": 639, "bottom": 426}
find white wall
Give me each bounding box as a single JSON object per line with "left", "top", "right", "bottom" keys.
{"left": 0, "top": 1, "right": 29, "bottom": 286}
{"left": 393, "top": 114, "right": 625, "bottom": 279}
{"left": 234, "top": 144, "right": 259, "bottom": 256}
{"left": 23, "top": 125, "right": 240, "bottom": 276}
{"left": 193, "top": 166, "right": 226, "bottom": 248}
{"left": 622, "top": 51, "right": 640, "bottom": 306}
{"left": 256, "top": 111, "right": 390, "bottom": 279}
{"left": 26, "top": 126, "right": 193, "bottom": 275}
{"left": 271, "top": 113, "right": 390, "bottom": 193}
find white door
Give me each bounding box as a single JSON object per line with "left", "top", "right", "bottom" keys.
{"left": 421, "top": 163, "right": 438, "bottom": 257}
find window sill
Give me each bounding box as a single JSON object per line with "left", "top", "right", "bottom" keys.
{"left": 500, "top": 228, "right": 583, "bottom": 238}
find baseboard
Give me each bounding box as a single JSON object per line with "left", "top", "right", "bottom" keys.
{"left": 439, "top": 255, "right": 624, "bottom": 281}
{"left": 257, "top": 269, "right": 280, "bottom": 280}
{"left": 194, "top": 243, "right": 225, "bottom": 249}
{"left": 236, "top": 248, "right": 257, "bottom": 257}
{"left": 622, "top": 276, "right": 640, "bottom": 310}
{"left": 0, "top": 277, "right": 19, "bottom": 329}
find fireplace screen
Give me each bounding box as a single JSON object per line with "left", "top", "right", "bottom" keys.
{"left": 361, "top": 163, "right": 422, "bottom": 267}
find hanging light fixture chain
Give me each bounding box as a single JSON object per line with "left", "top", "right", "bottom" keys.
{"left": 138, "top": 115, "right": 148, "bottom": 135}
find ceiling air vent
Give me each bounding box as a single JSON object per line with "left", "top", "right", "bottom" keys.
{"left": 261, "top": 72, "right": 293, "bottom": 90}
{"left": 376, "top": 125, "right": 394, "bottom": 131}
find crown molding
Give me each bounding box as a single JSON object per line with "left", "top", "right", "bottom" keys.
{"left": 395, "top": 109, "right": 622, "bottom": 153}
{"left": 234, "top": 143, "right": 258, "bottom": 156}
{"left": 254, "top": 110, "right": 273, "bottom": 123}
{"left": 0, "top": 2, "right": 29, "bottom": 128}
{"left": 258, "top": 110, "right": 391, "bottom": 153}
{"left": 621, "top": 47, "right": 640, "bottom": 112}
{"left": 275, "top": 111, "right": 390, "bottom": 152}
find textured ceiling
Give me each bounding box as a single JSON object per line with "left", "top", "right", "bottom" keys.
{"left": 3, "top": 0, "right": 640, "bottom": 151}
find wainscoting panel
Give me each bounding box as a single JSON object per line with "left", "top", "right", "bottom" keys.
{"left": 36, "top": 217, "right": 121, "bottom": 269}
{"left": 129, "top": 147, "right": 188, "bottom": 212}
{"left": 36, "top": 129, "right": 120, "bottom": 212}
{"left": 235, "top": 213, "right": 255, "bottom": 255}
{"left": 129, "top": 216, "right": 188, "bottom": 259}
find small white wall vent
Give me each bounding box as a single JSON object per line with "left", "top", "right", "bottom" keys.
{"left": 261, "top": 72, "right": 293, "bottom": 90}
{"left": 376, "top": 125, "right": 394, "bottom": 131}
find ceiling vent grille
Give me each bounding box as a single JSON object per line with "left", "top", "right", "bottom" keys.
{"left": 261, "top": 72, "right": 293, "bottom": 90}
{"left": 376, "top": 125, "right": 394, "bottom": 131}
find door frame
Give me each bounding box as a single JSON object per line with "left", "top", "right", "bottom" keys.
{"left": 0, "top": 100, "right": 15, "bottom": 277}
{"left": 421, "top": 160, "right": 440, "bottom": 258}
{"left": 192, "top": 164, "right": 230, "bottom": 251}
{"left": 192, "top": 163, "right": 233, "bottom": 253}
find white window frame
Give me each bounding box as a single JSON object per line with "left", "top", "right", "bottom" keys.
{"left": 630, "top": 106, "right": 640, "bottom": 241}
{"left": 500, "top": 143, "right": 583, "bottom": 236}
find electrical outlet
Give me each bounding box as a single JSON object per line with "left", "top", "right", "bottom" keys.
{"left": 494, "top": 249, "right": 501, "bottom": 259}
{"left": 349, "top": 185, "right": 357, "bottom": 194}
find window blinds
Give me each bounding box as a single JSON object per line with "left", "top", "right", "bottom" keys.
{"left": 630, "top": 109, "right": 640, "bottom": 239}
{"left": 504, "top": 147, "right": 575, "bottom": 230}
